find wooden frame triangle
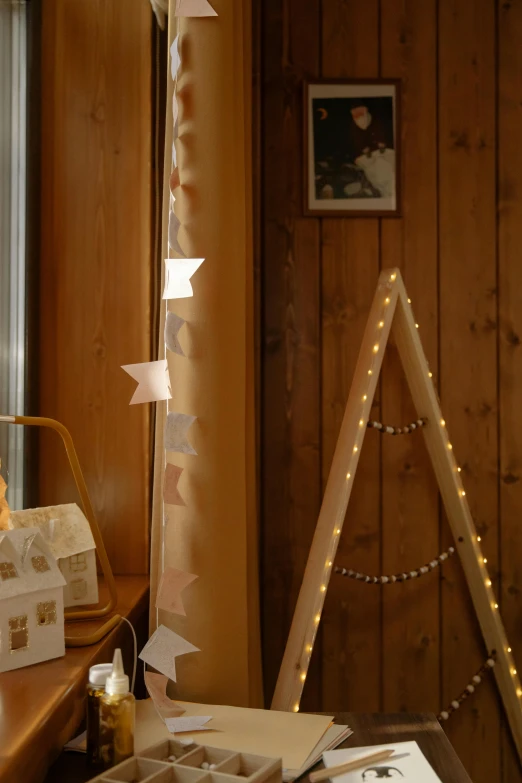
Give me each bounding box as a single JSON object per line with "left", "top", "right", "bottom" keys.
{"left": 270, "top": 268, "right": 522, "bottom": 762}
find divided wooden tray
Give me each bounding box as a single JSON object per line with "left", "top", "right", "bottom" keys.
{"left": 88, "top": 739, "right": 283, "bottom": 783}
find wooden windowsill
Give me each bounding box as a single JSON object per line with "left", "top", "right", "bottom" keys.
{"left": 0, "top": 574, "right": 149, "bottom": 783}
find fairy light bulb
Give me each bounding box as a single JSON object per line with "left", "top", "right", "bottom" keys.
{"left": 300, "top": 672, "right": 306, "bottom": 682}
{"left": 415, "top": 323, "right": 419, "bottom": 329}
{"left": 293, "top": 704, "right": 299, "bottom": 713}
{"left": 359, "top": 420, "right": 364, "bottom": 427}
{"left": 314, "top": 614, "right": 320, "bottom": 624}
{"left": 373, "top": 344, "right": 379, "bottom": 353}
{"left": 477, "top": 536, "right": 481, "bottom": 541}
{"left": 460, "top": 490, "right": 466, "bottom": 497}
{"left": 517, "top": 688, "right": 522, "bottom": 697}
{"left": 513, "top": 668, "right": 517, "bottom": 676}
{"left": 428, "top": 372, "right": 433, "bottom": 378}
{"left": 385, "top": 297, "right": 390, "bottom": 305}
{"left": 368, "top": 370, "right": 373, "bottom": 376}
{"left": 335, "top": 528, "right": 341, "bottom": 535}
{"left": 390, "top": 273, "right": 396, "bottom": 281}
{"left": 486, "top": 579, "right": 492, "bottom": 586}
{"left": 483, "top": 558, "right": 488, "bottom": 564}
{"left": 353, "top": 446, "right": 358, "bottom": 453}
{"left": 494, "top": 603, "right": 498, "bottom": 609}
{"left": 448, "top": 443, "right": 453, "bottom": 450}
{"left": 362, "top": 394, "right": 367, "bottom": 401}
{"left": 378, "top": 321, "right": 384, "bottom": 328}
{"left": 440, "top": 419, "right": 445, "bottom": 426}
{"left": 306, "top": 644, "right": 312, "bottom": 653}
{"left": 457, "top": 467, "right": 462, "bottom": 472}
{"left": 346, "top": 473, "right": 351, "bottom": 480}
{"left": 320, "top": 585, "right": 326, "bottom": 592}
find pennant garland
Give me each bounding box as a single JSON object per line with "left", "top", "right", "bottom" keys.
{"left": 129, "top": 5, "right": 218, "bottom": 712}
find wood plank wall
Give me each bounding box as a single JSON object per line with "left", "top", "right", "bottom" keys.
{"left": 39, "top": 0, "right": 152, "bottom": 574}
{"left": 259, "top": 0, "right": 522, "bottom": 779}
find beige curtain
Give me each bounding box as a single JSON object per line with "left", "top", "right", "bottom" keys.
{"left": 149, "top": 0, "right": 262, "bottom": 708}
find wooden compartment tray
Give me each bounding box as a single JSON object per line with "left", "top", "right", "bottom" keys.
{"left": 88, "top": 739, "right": 282, "bottom": 783}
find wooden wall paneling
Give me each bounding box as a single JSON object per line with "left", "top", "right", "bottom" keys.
{"left": 379, "top": 1, "right": 441, "bottom": 712}
{"left": 40, "top": 0, "right": 152, "bottom": 574}
{"left": 438, "top": 0, "right": 500, "bottom": 779}
{"left": 498, "top": 0, "right": 522, "bottom": 779}
{"left": 261, "top": 0, "right": 322, "bottom": 709}
{"left": 320, "top": 0, "right": 382, "bottom": 714}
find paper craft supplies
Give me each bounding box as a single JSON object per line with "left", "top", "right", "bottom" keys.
{"left": 135, "top": 698, "right": 334, "bottom": 771}
{"left": 323, "top": 741, "right": 443, "bottom": 782}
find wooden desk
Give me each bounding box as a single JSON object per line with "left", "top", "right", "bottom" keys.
{"left": 307, "top": 713, "right": 472, "bottom": 783}
{"left": 0, "top": 575, "right": 149, "bottom": 783}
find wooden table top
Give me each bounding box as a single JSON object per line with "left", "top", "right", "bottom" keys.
{"left": 307, "top": 712, "right": 472, "bottom": 782}
{"left": 0, "top": 574, "right": 149, "bottom": 783}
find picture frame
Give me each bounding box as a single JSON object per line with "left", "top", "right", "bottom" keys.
{"left": 304, "top": 79, "right": 401, "bottom": 217}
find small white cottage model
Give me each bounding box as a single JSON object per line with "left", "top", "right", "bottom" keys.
{"left": 9, "top": 503, "right": 99, "bottom": 608}
{"left": 0, "top": 527, "right": 66, "bottom": 672}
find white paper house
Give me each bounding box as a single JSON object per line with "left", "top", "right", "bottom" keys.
{"left": 9, "top": 503, "right": 99, "bottom": 608}
{"left": 0, "top": 527, "right": 66, "bottom": 673}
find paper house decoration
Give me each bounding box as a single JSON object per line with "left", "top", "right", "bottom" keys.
{"left": 0, "top": 527, "right": 66, "bottom": 673}
{"left": 9, "top": 503, "right": 99, "bottom": 608}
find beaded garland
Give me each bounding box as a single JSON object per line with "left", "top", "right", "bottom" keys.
{"left": 367, "top": 417, "right": 427, "bottom": 435}
{"left": 438, "top": 656, "right": 496, "bottom": 721}
{"left": 334, "top": 546, "right": 455, "bottom": 585}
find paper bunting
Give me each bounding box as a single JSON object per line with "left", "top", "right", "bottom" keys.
{"left": 139, "top": 624, "right": 200, "bottom": 682}
{"left": 163, "top": 258, "right": 204, "bottom": 300}
{"left": 166, "top": 716, "right": 213, "bottom": 734}
{"left": 169, "top": 210, "right": 185, "bottom": 257}
{"left": 145, "top": 671, "right": 186, "bottom": 719}
{"left": 170, "top": 35, "right": 181, "bottom": 79}
{"left": 174, "top": 0, "right": 217, "bottom": 16}
{"left": 164, "top": 464, "right": 186, "bottom": 506}
{"left": 121, "top": 360, "right": 171, "bottom": 405}
{"left": 165, "top": 412, "right": 197, "bottom": 455}
{"left": 173, "top": 94, "right": 179, "bottom": 128}
{"left": 165, "top": 312, "right": 186, "bottom": 356}
{"left": 156, "top": 567, "right": 198, "bottom": 616}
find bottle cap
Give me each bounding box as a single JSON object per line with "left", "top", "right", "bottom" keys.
{"left": 89, "top": 663, "right": 113, "bottom": 688}
{"left": 105, "top": 648, "right": 130, "bottom": 696}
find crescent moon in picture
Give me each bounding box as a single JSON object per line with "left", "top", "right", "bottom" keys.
{"left": 317, "top": 107, "right": 328, "bottom": 120}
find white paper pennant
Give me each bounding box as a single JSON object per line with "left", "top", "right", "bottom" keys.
{"left": 168, "top": 210, "right": 185, "bottom": 257}
{"left": 165, "top": 412, "right": 197, "bottom": 455}
{"left": 163, "top": 258, "right": 204, "bottom": 300}
{"left": 139, "top": 624, "right": 200, "bottom": 682}
{"left": 174, "top": 0, "right": 217, "bottom": 16}
{"left": 121, "top": 360, "right": 171, "bottom": 405}
{"left": 170, "top": 35, "right": 181, "bottom": 79}
{"left": 165, "top": 312, "right": 186, "bottom": 356}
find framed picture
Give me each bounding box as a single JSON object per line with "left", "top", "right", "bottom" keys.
{"left": 304, "top": 79, "right": 401, "bottom": 217}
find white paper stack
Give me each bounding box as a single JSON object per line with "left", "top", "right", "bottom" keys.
{"left": 323, "top": 740, "right": 443, "bottom": 782}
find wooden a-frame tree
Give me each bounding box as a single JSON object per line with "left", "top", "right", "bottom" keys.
{"left": 270, "top": 268, "right": 522, "bottom": 765}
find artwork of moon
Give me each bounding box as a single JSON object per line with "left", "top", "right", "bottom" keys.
{"left": 317, "top": 107, "right": 328, "bottom": 120}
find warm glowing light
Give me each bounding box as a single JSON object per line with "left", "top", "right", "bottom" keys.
{"left": 327, "top": 561, "right": 332, "bottom": 567}
{"left": 362, "top": 394, "right": 367, "bottom": 401}
{"left": 495, "top": 603, "right": 498, "bottom": 609}
{"left": 460, "top": 490, "right": 466, "bottom": 497}
{"left": 293, "top": 704, "right": 300, "bottom": 712}
{"left": 428, "top": 372, "right": 433, "bottom": 378}
{"left": 448, "top": 443, "right": 453, "bottom": 450}
{"left": 353, "top": 446, "right": 358, "bottom": 453}
{"left": 314, "top": 614, "right": 320, "bottom": 623}
{"left": 346, "top": 473, "right": 351, "bottom": 479}
{"left": 441, "top": 419, "right": 445, "bottom": 426}
{"left": 359, "top": 420, "right": 364, "bottom": 427}
{"left": 336, "top": 528, "right": 341, "bottom": 535}
{"left": 486, "top": 579, "right": 492, "bottom": 586}
{"left": 457, "top": 467, "right": 462, "bottom": 472}
{"left": 517, "top": 688, "right": 522, "bottom": 697}
{"left": 300, "top": 672, "right": 306, "bottom": 682}
{"left": 390, "top": 273, "right": 397, "bottom": 281}
{"left": 508, "top": 647, "right": 512, "bottom": 653}
{"left": 477, "top": 536, "right": 481, "bottom": 541}
{"left": 378, "top": 321, "right": 384, "bottom": 328}
{"left": 408, "top": 298, "right": 412, "bottom": 304}
{"left": 483, "top": 558, "right": 488, "bottom": 564}
{"left": 320, "top": 585, "right": 326, "bottom": 592}
{"left": 415, "top": 323, "right": 419, "bottom": 329}
{"left": 385, "top": 297, "right": 390, "bottom": 304}
{"left": 373, "top": 344, "right": 379, "bottom": 353}
{"left": 513, "top": 668, "right": 517, "bottom": 676}
{"left": 306, "top": 644, "right": 313, "bottom": 653}
{"left": 368, "top": 370, "right": 373, "bottom": 376}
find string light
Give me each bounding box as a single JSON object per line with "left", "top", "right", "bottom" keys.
{"left": 300, "top": 672, "right": 306, "bottom": 682}
{"left": 415, "top": 323, "right": 419, "bottom": 329}
{"left": 477, "top": 536, "right": 481, "bottom": 541}
{"left": 457, "top": 467, "right": 462, "bottom": 473}
{"left": 517, "top": 688, "right": 522, "bottom": 697}
{"left": 508, "top": 647, "right": 512, "bottom": 653}
{"left": 320, "top": 585, "right": 326, "bottom": 592}
{"left": 428, "top": 372, "right": 433, "bottom": 378}
{"left": 335, "top": 528, "right": 341, "bottom": 535}
{"left": 378, "top": 321, "right": 384, "bottom": 328}
{"left": 327, "top": 561, "right": 332, "bottom": 567}
{"left": 346, "top": 473, "right": 351, "bottom": 479}
{"left": 353, "top": 446, "right": 358, "bottom": 453}
{"left": 362, "top": 394, "right": 367, "bottom": 401}
{"left": 373, "top": 344, "right": 379, "bottom": 353}
{"left": 408, "top": 298, "right": 412, "bottom": 304}
{"left": 448, "top": 443, "right": 453, "bottom": 450}
{"left": 440, "top": 419, "right": 445, "bottom": 426}
{"left": 486, "top": 579, "right": 492, "bottom": 586}
{"left": 368, "top": 370, "right": 373, "bottom": 376}
{"left": 314, "top": 614, "right": 320, "bottom": 624}
{"left": 513, "top": 668, "right": 517, "bottom": 676}
{"left": 306, "top": 644, "right": 313, "bottom": 653}
{"left": 385, "top": 297, "right": 390, "bottom": 305}
{"left": 293, "top": 704, "right": 299, "bottom": 712}
{"left": 494, "top": 603, "right": 498, "bottom": 609}
{"left": 483, "top": 558, "right": 488, "bottom": 564}
{"left": 390, "top": 273, "right": 397, "bottom": 281}
{"left": 460, "top": 490, "right": 466, "bottom": 497}
{"left": 359, "top": 420, "right": 364, "bottom": 427}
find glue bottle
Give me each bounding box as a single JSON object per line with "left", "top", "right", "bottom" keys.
{"left": 86, "top": 662, "right": 113, "bottom": 769}
{"left": 99, "top": 648, "right": 135, "bottom": 769}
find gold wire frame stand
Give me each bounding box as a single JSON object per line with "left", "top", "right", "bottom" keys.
{"left": 0, "top": 414, "right": 120, "bottom": 646}
{"left": 270, "top": 268, "right": 522, "bottom": 766}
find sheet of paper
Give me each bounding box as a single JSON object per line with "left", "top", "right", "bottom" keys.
{"left": 145, "top": 672, "right": 186, "bottom": 720}
{"left": 323, "top": 741, "right": 442, "bottom": 782}
{"left": 163, "top": 464, "right": 186, "bottom": 506}
{"left": 283, "top": 725, "right": 353, "bottom": 781}
{"left": 135, "top": 698, "right": 333, "bottom": 770}
{"left": 165, "top": 412, "right": 197, "bottom": 455}
{"left": 139, "top": 625, "right": 200, "bottom": 682}
{"left": 163, "top": 258, "right": 204, "bottom": 300}
{"left": 156, "top": 566, "right": 198, "bottom": 615}
{"left": 166, "top": 716, "right": 213, "bottom": 733}
{"left": 170, "top": 35, "right": 181, "bottom": 79}
{"left": 175, "top": 0, "right": 217, "bottom": 16}
{"left": 121, "top": 360, "right": 171, "bottom": 405}
{"left": 165, "top": 312, "right": 186, "bottom": 356}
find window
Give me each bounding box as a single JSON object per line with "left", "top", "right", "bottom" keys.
{"left": 31, "top": 555, "right": 50, "bottom": 573}
{"left": 71, "top": 578, "right": 87, "bottom": 600}
{"left": 0, "top": 561, "right": 18, "bottom": 580}
{"left": 9, "top": 615, "right": 28, "bottom": 652}
{"left": 69, "top": 553, "right": 87, "bottom": 572}
{"left": 36, "top": 600, "right": 57, "bottom": 626}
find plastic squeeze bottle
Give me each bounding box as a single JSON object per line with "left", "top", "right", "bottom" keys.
{"left": 99, "top": 648, "right": 135, "bottom": 769}
{"left": 86, "top": 662, "right": 113, "bottom": 769}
